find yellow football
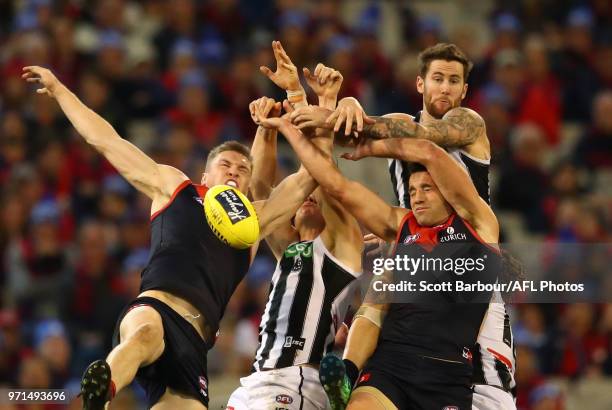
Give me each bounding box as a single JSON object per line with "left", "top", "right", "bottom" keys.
{"left": 204, "top": 185, "right": 259, "bottom": 249}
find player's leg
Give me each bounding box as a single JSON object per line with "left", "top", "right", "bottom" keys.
{"left": 151, "top": 388, "right": 208, "bottom": 410}
{"left": 107, "top": 305, "right": 166, "bottom": 389}
{"left": 81, "top": 305, "right": 165, "bottom": 409}
{"left": 347, "top": 387, "right": 397, "bottom": 410}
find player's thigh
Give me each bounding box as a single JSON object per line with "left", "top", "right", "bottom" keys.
{"left": 348, "top": 387, "right": 397, "bottom": 410}
{"left": 151, "top": 388, "right": 207, "bottom": 410}
{"left": 117, "top": 305, "right": 165, "bottom": 363}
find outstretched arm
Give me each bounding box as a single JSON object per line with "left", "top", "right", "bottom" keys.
{"left": 22, "top": 66, "right": 187, "bottom": 205}
{"left": 361, "top": 107, "right": 484, "bottom": 147}
{"left": 344, "top": 138, "right": 498, "bottom": 243}
{"left": 325, "top": 97, "right": 485, "bottom": 148}
{"left": 252, "top": 118, "right": 321, "bottom": 240}
{"left": 256, "top": 107, "right": 407, "bottom": 242}
{"left": 249, "top": 97, "right": 282, "bottom": 201}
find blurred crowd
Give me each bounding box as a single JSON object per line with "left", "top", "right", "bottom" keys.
{"left": 0, "top": 1, "right": 610, "bottom": 409}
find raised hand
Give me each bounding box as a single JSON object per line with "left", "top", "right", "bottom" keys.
{"left": 22, "top": 66, "right": 62, "bottom": 97}
{"left": 363, "top": 233, "right": 387, "bottom": 258}
{"left": 249, "top": 97, "right": 282, "bottom": 125}
{"left": 340, "top": 139, "right": 379, "bottom": 161}
{"left": 289, "top": 105, "right": 334, "bottom": 130}
{"left": 259, "top": 41, "right": 302, "bottom": 92}
{"left": 253, "top": 99, "right": 290, "bottom": 130}
{"left": 326, "top": 97, "right": 376, "bottom": 136}
{"left": 303, "top": 63, "right": 343, "bottom": 102}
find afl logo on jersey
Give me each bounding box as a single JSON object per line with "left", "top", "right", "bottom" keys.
{"left": 403, "top": 233, "right": 420, "bottom": 244}
{"left": 276, "top": 395, "right": 293, "bottom": 404}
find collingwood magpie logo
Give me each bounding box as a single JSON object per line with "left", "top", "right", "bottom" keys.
{"left": 215, "top": 190, "right": 250, "bottom": 224}
{"left": 440, "top": 226, "right": 467, "bottom": 242}
{"left": 291, "top": 256, "right": 303, "bottom": 273}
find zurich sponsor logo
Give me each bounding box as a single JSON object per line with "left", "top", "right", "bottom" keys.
{"left": 440, "top": 226, "right": 467, "bottom": 242}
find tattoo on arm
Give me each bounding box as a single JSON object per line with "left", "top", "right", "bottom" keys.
{"left": 359, "top": 117, "right": 417, "bottom": 140}
{"left": 420, "top": 108, "right": 484, "bottom": 147}
{"left": 356, "top": 108, "right": 484, "bottom": 148}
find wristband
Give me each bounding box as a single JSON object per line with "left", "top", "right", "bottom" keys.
{"left": 286, "top": 89, "right": 305, "bottom": 104}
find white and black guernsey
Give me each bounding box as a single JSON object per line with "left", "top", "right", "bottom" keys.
{"left": 386, "top": 111, "right": 515, "bottom": 394}
{"left": 254, "top": 237, "right": 360, "bottom": 371}
{"left": 388, "top": 111, "right": 491, "bottom": 207}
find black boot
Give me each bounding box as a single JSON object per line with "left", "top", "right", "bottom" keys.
{"left": 80, "top": 360, "right": 113, "bottom": 410}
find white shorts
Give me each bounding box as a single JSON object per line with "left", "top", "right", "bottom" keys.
{"left": 226, "top": 366, "right": 328, "bottom": 410}
{"left": 472, "top": 385, "right": 516, "bottom": 410}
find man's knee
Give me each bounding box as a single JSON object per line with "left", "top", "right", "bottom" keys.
{"left": 348, "top": 388, "right": 396, "bottom": 410}
{"left": 119, "top": 307, "right": 165, "bottom": 361}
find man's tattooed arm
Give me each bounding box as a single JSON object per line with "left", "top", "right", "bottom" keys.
{"left": 358, "top": 107, "right": 485, "bottom": 148}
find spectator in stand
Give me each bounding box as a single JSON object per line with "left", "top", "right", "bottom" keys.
{"left": 515, "top": 345, "right": 547, "bottom": 410}
{"left": 0, "top": 310, "right": 27, "bottom": 385}
{"left": 120, "top": 248, "right": 149, "bottom": 300}
{"left": 558, "top": 304, "right": 608, "bottom": 378}
{"left": 61, "top": 221, "right": 125, "bottom": 353}
{"left": 34, "top": 319, "right": 73, "bottom": 389}
{"left": 496, "top": 123, "right": 550, "bottom": 232}
{"left": 542, "top": 160, "right": 590, "bottom": 227}
{"left": 7, "top": 199, "right": 67, "bottom": 320}
{"left": 517, "top": 35, "right": 562, "bottom": 145}
{"left": 529, "top": 383, "right": 564, "bottom": 410}
{"left": 574, "top": 90, "right": 612, "bottom": 169}
{"left": 559, "top": 7, "right": 600, "bottom": 122}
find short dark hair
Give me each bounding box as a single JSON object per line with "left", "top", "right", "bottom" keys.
{"left": 417, "top": 43, "right": 473, "bottom": 82}
{"left": 206, "top": 141, "right": 252, "bottom": 170}
{"left": 407, "top": 162, "right": 428, "bottom": 175}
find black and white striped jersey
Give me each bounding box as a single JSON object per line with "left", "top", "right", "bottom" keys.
{"left": 388, "top": 149, "right": 490, "bottom": 208}
{"left": 253, "top": 237, "right": 361, "bottom": 371}
{"left": 388, "top": 112, "right": 490, "bottom": 208}
{"left": 386, "top": 112, "right": 515, "bottom": 393}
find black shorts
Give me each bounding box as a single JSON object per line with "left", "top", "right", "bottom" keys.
{"left": 113, "top": 297, "right": 210, "bottom": 407}
{"left": 355, "top": 347, "right": 473, "bottom": 410}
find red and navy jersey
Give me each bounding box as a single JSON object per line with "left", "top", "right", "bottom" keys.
{"left": 379, "top": 211, "right": 501, "bottom": 362}
{"left": 140, "top": 181, "right": 251, "bottom": 344}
